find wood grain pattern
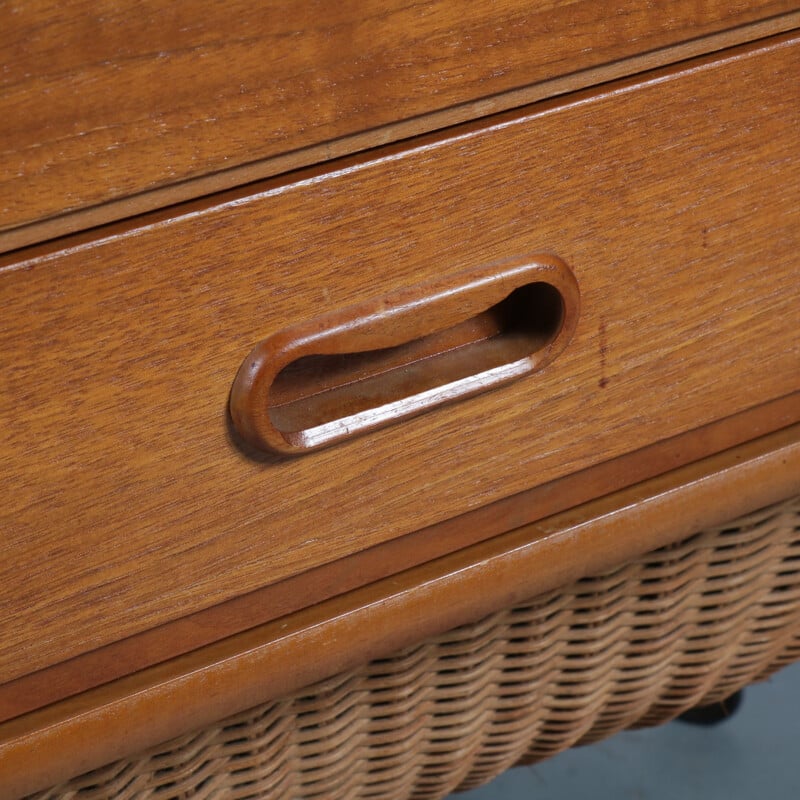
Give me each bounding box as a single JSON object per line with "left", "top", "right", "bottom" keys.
{"left": 0, "top": 393, "right": 797, "bottom": 726}
{"left": 231, "top": 255, "right": 580, "bottom": 452}
{"left": 1, "top": 425, "right": 798, "bottom": 800}
{"left": 1, "top": 2, "right": 799, "bottom": 244}
{"left": 1, "top": 34, "right": 799, "bottom": 686}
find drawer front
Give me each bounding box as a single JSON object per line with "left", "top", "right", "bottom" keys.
{"left": 2, "top": 2, "right": 799, "bottom": 247}
{"left": 2, "top": 34, "right": 799, "bottom": 684}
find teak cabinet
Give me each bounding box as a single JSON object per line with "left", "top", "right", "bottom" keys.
{"left": 1, "top": 4, "right": 799, "bottom": 798}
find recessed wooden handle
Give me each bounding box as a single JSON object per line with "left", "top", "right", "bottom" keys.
{"left": 230, "top": 254, "right": 580, "bottom": 454}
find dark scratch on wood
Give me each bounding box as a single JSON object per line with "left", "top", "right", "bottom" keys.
{"left": 599, "top": 320, "right": 608, "bottom": 389}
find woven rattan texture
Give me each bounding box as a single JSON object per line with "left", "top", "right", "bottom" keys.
{"left": 31, "top": 497, "right": 800, "bottom": 800}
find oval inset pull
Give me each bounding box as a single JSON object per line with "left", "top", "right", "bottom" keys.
{"left": 230, "top": 254, "right": 579, "bottom": 454}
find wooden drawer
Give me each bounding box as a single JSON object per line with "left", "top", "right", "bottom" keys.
{"left": 3, "top": 1, "right": 799, "bottom": 249}
{"left": 1, "top": 33, "right": 799, "bottom": 686}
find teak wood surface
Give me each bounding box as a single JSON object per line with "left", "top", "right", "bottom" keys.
{"left": 1, "top": 33, "right": 799, "bottom": 687}
{"left": 2, "top": 3, "right": 800, "bottom": 251}
{"left": 1, "top": 425, "right": 798, "bottom": 799}
{"left": 230, "top": 255, "right": 580, "bottom": 453}
{"left": 0, "top": 393, "right": 796, "bottom": 725}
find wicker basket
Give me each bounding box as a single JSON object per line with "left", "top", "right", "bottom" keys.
{"left": 31, "top": 496, "right": 800, "bottom": 800}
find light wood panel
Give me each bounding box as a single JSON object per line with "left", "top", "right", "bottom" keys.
{"left": 1, "top": 425, "right": 798, "bottom": 800}
{"left": 1, "top": 34, "right": 799, "bottom": 686}
{"left": 1, "top": 2, "right": 799, "bottom": 246}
